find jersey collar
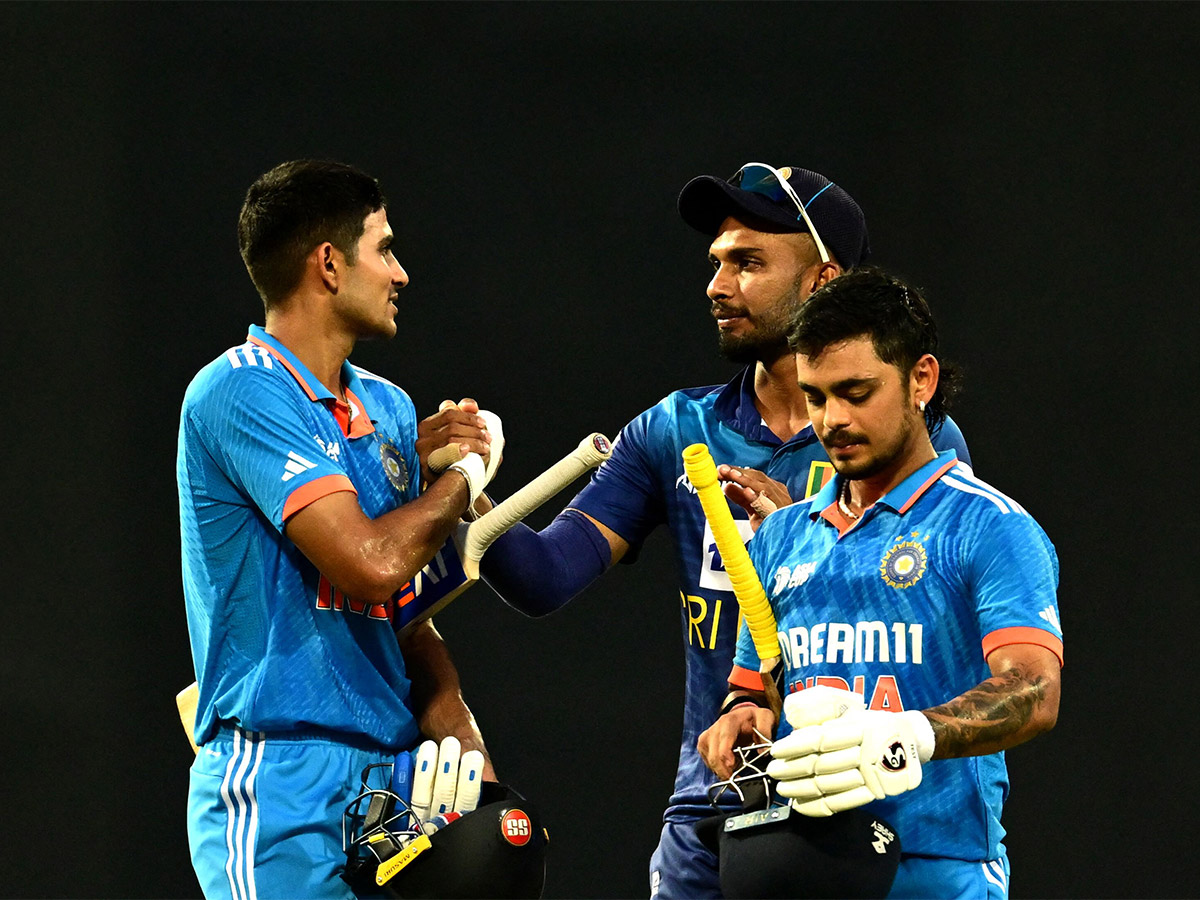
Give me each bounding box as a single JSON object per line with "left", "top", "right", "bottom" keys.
{"left": 810, "top": 449, "right": 961, "bottom": 524}
{"left": 245, "top": 325, "right": 376, "bottom": 438}
{"left": 713, "top": 365, "right": 818, "bottom": 448}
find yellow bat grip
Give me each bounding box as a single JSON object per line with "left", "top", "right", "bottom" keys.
{"left": 681, "top": 443, "right": 778, "bottom": 663}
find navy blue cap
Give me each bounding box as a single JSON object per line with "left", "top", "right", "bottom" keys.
{"left": 678, "top": 165, "right": 870, "bottom": 268}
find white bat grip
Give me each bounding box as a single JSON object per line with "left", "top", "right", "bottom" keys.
{"left": 460, "top": 433, "right": 612, "bottom": 577}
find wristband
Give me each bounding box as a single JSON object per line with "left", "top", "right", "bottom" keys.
{"left": 447, "top": 453, "right": 486, "bottom": 507}
{"left": 720, "top": 694, "right": 770, "bottom": 717}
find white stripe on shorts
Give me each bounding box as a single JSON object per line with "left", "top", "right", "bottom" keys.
{"left": 219, "top": 729, "right": 264, "bottom": 900}
{"left": 982, "top": 858, "right": 1008, "bottom": 893}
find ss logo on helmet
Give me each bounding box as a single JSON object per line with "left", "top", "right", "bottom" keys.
{"left": 500, "top": 808, "right": 532, "bottom": 846}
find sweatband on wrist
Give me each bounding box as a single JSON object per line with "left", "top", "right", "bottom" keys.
{"left": 720, "top": 694, "right": 770, "bottom": 717}
{"left": 447, "top": 453, "right": 486, "bottom": 507}
{"left": 479, "top": 509, "right": 611, "bottom": 616}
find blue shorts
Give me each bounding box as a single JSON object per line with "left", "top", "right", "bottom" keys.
{"left": 890, "top": 851, "right": 1010, "bottom": 899}
{"left": 188, "top": 727, "right": 395, "bottom": 900}
{"left": 648, "top": 818, "right": 721, "bottom": 899}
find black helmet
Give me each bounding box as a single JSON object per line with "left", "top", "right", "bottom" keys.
{"left": 696, "top": 732, "right": 900, "bottom": 899}
{"left": 343, "top": 768, "right": 547, "bottom": 899}
{"left": 696, "top": 803, "right": 900, "bottom": 899}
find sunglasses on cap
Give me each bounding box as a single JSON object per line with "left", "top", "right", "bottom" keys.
{"left": 729, "top": 162, "right": 831, "bottom": 264}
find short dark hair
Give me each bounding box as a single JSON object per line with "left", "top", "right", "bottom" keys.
{"left": 787, "top": 267, "right": 962, "bottom": 435}
{"left": 237, "top": 159, "right": 386, "bottom": 307}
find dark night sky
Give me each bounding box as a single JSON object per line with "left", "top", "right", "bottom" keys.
{"left": 1, "top": 3, "right": 1197, "bottom": 897}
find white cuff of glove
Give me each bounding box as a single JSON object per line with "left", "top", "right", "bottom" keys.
{"left": 899, "top": 710, "right": 936, "bottom": 764}
{"left": 448, "top": 453, "right": 487, "bottom": 508}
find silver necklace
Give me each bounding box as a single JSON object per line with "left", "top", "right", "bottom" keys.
{"left": 837, "top": 480, "right": 860, "bottom": 520}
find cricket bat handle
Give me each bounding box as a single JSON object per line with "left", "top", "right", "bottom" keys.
{"left": 461, "top": 433, "right": 613, "bottom": 578}
{"left": 681, "top": 443, "right": 780, "bottom": 669}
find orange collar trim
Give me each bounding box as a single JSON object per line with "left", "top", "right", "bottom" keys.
{"left": 246, "top": 335, "right": 320, "bottom": 402}
{"left": 247, "top": 335, "right": 376, "bottom": 439}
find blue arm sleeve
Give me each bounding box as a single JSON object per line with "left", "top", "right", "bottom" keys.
{"left": 478, "top": 509, "right": 612, "bottom": 617}
{"left": 570, "top": 410, "right": 666, "bottom": 563}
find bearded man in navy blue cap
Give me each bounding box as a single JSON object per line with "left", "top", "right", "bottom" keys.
{"left": 478, "top": 163, "right": 972, "bottom": 897}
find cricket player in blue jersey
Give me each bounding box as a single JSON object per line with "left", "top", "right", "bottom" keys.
{"left": 178, "top": 160, "right": 501, "bottom": 899}
{"left": 479, "top": 163, "right": 971, "bottom": 897}
{"left": 698, "top": 268, "right": 1062, "bottom": 899}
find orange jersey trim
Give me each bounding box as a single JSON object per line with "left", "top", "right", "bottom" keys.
{"left": 282, "top": 473, "right": 357, "bottom": 522}
{"left": 896, "top": 457, "right": 960, "bottom": 515}
{"left": 340, "top": 384, "right": 375, "bottom": 438}
{"left": 982, "top": 626, "right": 1064, "bottom": 667}
{"left": 246, "top": 335, "right": 319, "bottom": 402}
{"left": 819, "top": 500, "right": 861, "bottom": 537}
{"left": 248, "top": 335, "right": 376, "bottom": 439}
{"left": 728, "top": 665, "right": 768, "bottom": 692}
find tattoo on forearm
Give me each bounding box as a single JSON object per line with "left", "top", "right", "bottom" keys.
{"left": 926, "top": 667, "right": 1048, "bottom": 758}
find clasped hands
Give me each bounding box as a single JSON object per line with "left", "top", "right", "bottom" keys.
{"left": 416, "top": 397, "right": 503, "bottom": 508}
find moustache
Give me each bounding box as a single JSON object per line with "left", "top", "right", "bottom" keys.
{"left": 711, "top": 304, "right": 748, "bottom": 319}
{"left": 823, "top": 429, "right": 868, "bottom": 448}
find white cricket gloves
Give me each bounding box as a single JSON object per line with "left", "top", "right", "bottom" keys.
{"left": 766, "top": 686, "right": 935, "bottom": 817}
{"left": 410, "top": 736, "right": 485, "bottom": 833}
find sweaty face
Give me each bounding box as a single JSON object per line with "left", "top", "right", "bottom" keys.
{"left": 707, "top": 217, "right": 820, "bottom": 364}
{"left": 335, "top": 208, "right": 409, "bottom": 340}
{"left": 796, "top": 336, "right": 920, "bottom": 482}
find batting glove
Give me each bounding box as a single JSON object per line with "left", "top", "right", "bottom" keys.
{"left": 410, "top": 736, "right": 487, "bottom": 828}
{"left": 781, "top": 685, "right": 866, "bottom": 730}
{"left": 767, "top": 708, "right": 935, "bottom": 817}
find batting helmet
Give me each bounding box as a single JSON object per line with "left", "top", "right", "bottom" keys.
{"left": 343, "top": 769, "right": 547, "bottom": 899}
{"left": 696, "top": 804, "right": 901, "bottom": 900}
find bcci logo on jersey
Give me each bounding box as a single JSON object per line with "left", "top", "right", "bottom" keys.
{"left": 880, "top": 532, "right": 929, "bottom": 589}
{"left": 378, "top": 440, "right": 409, "bottom": 493}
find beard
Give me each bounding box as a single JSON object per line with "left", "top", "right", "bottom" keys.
{"left": 715, "top": 274, "right": 808, "bottom": 364}
{"left": 824, "top": 410, "right": 919, "bottom": 481}
{"left": 717, "top": 319, "right": 790, "bottom": 363}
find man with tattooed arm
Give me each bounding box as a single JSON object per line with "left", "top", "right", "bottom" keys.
{"left": 698, "top": 268, "right": 1062, "bottom": 899}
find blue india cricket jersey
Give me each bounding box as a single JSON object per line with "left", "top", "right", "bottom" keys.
{"left": 734, "top": 450, "right": 1062, "bottom": 860}
{"left": 571, "top": 367, "right": 971, "bottom": 823}
{"left": 178, "top": 325, "right": 423, "bottom": 749}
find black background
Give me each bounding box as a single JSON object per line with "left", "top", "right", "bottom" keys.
{"left": 2, "top": 3, "right": 1197, "bottom": 898}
